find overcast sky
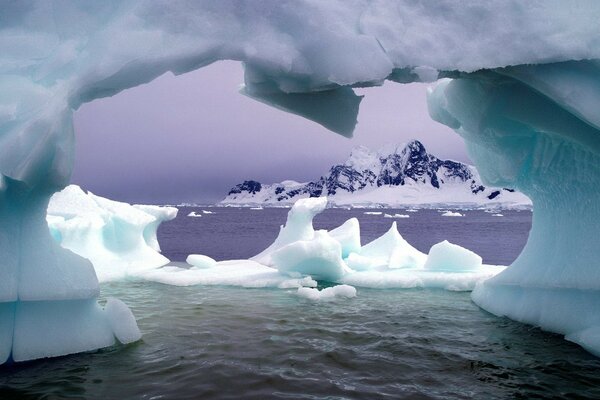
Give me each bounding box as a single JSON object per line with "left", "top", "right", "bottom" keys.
{"left": 72, "top": 61, "right": 469, "bottom": 204}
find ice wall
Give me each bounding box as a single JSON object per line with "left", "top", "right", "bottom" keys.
{"left": 2, "top": 1, "right": 600, "bottom": 361}
{"left": 427, "top": 63, "right": 600, "bottom": 355}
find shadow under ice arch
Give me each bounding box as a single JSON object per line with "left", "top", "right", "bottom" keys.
{"left": 2, "top": 1, "right": 600, "bottom": 361}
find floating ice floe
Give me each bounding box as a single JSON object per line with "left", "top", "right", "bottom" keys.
{"left": 250, "top": 207, "right": 264, "bottom": 210}
{"left": 364, "top": 211, "right": 382, "bottom": 215}
{"left": 48, "top": 185, "right": 178, "bottom": 282}
{"left": 384, "top": 213, "right": 410, "bottom": 218}
{"left": 297, "top": 285, "right": 357, "bottom": 301}
{"left": 202, "top": 210, "right": 214, "bottom": 214}
{"left": 441, "top": 211, "right": 464, "bottom": 217}
{"left": 492, "top": 213, "right": 504, "bottom": 217}
{"left": 142, "top": 197, "right": 504, "bottom": 292}
{"left": 188, "top": 211, "right": 202, "bottom": 217}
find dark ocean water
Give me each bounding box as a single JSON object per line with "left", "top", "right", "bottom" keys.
{"left": 2, "top": 207, "right": 600, "bottom": 399}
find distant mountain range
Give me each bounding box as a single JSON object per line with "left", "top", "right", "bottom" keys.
{"left": 220, "top": 140, "right": 531, "bottom": 208}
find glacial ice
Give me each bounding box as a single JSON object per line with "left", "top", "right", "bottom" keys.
{"left": 3, "top": 0, "right": 600, "bottom": 361}
{"left": 47, "top": 185, "right": 178, "bottom": 282}
{"left": 187, "top": 211, "right": 202, "bottom": 218}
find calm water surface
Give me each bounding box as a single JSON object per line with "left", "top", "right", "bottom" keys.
{"left": 2, "top": 207, "right": 600, "bottom": 399}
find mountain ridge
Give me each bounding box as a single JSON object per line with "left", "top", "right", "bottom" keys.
{"left": 221, "top": 140, "right": 531, "bottom": 208}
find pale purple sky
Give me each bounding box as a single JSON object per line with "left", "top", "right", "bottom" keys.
{"left": 72, "top": 61, "right": 469, "bottom": 204}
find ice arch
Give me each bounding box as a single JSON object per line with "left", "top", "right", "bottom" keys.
{"left": 2, "top": 1, "right": 600, "bottom": 361}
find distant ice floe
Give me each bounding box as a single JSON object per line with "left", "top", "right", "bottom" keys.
{"left": 363, "top": 211, "right": 382, "bottom": 215}
{"left": 145, "top": 197, "right": 504, "bottom": 292}
{"left": 47, "top": 185, "right": 177, "bottom": 282}
{"left": 188, "top": 211, "right": 202, "bottom": 217}
{"left": 384, "top": 213, "right": 410, "bottom": 218}
{"left": 441, "top": 211, "right": 464, "bottom": 217}
{"left": 492, "top": 213, "right": 504, "bottom": 217}
{"left": 202, "top": 210, "right": 215, "bottom": 214}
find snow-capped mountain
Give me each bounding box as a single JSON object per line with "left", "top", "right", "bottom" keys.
{"left": 221, "top": 140, "right": 531, "bottom": 208}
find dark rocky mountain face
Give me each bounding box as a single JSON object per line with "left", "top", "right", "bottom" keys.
{"left": 224, "top": 140, "right": 508, "bottom": 202}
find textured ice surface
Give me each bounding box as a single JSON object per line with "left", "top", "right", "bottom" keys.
{"left": 3, "top": 0, "right": 600, "bottom": 361}
{"left": 271, "top": 230, "right": 352, "bottom": 282}
{"left": 428, "top": 63, "right": 600, "bottom": 354}
{"left": 104, "top": 298, "right": 143, "bottom": 345}
{"left": 48, "top": 185, "right": 177, "bottom": 282}
{"left": 297, "top": 285, "right": 357, "bottom": 301}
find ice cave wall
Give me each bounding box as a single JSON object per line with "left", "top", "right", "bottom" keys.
{"left": 2, "top": 1, "right": 600, "bottom": 361}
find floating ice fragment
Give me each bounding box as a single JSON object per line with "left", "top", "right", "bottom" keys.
{"left": 441, "top": 211, "right": 464, "bottom": 217}
{"left": 187, "top": 211, "right": 202, "bottom": 217}
{"left": 492, "top": 213, "right": 504, "bottom": 217}
{"left": 364, "top": 211, "right": 382, "bottom": 215}
{"left": 297, "top": 285, "right": 357, "bottom": 301}
{"left": 104, "top": 298, "right": 142, "bottom": 344}
{"left": 202, "top": 210, "right": 214, "bottom": 214}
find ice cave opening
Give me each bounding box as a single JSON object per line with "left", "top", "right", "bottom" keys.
{"left": 2, "top": 1, "right": 600, "bottom": 362}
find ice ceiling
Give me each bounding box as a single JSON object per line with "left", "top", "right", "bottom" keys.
{"left": 2, "top": 0, "right": 600, "bottom": 361}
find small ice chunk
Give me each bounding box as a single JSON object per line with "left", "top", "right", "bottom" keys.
{"left": 271, "top": 230, "right": 350, "bottom": 281}
{"left": 104, "top": 298, "right": 142, "bottom": 344}
{"left": 297, "top": 285, "right": 357, "bottom": 301}
{"left": 492, "top": 213, "right": 504, "bottom": 217}
{"left": 441, "top": 211, "right": 464, "bottom": 217}
{"left": 424, "top": 240, "right": 483, "bottom": 271}
{"left": 363, "top": 211, "right": 382, "bottom": 215}
{"left": 328, "top": 218, "right": 361, "bottom": 258}
{"left": 186, "top": 254, "right": 217, "bottom": 269}
{"left": 187, "top": 211, "right": 202, "bottom": 217}
{"left": 250, "top": 207, "right": 263, "bottom": 210}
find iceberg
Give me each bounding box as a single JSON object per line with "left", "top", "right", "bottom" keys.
{"left": 3, "top": 1, "right": 600, "bottom": 361}
{"left": 164, "top": 198, "right": 501, "bottom": 293}
{"left": 47, "top": 185, "right": 178, "bottom": 282}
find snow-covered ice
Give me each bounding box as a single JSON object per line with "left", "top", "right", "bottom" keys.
{"left": 384, "top": 213, "right": 410, "bottom": 219}
{"left": 187, "top": 211, "right": 202, "bottom": 217}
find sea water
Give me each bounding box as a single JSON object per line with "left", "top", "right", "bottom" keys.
{"left": 2, "top": 208, "right": 600, "bottom": 399}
